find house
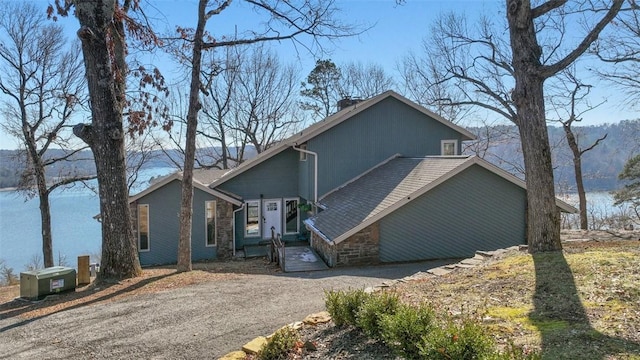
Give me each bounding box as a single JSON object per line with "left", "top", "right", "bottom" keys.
{"left": 128, "top": 169, "right": 241, "bottom": 265}
{"left": 129, "top": 90, "right": 576, "bottom": 267}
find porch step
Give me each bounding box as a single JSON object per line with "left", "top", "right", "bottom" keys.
{"left": 278, "top": 246, "right": 329, "bottom": 272}
{"left": 244, "top": 244, "right": 268, "bottom": 258}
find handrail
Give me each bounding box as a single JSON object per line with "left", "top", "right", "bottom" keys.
{"left": 270, "top": 230, "right": 285, "bottom": 271}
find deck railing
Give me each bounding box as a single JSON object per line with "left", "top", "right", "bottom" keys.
{"left": 270, "top": 226, "right": 285, "bottom": 271}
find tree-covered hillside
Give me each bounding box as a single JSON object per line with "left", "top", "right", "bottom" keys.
{"left": 466, "top": 120, "right": 639, "bottom": 193}
{"left": 1, "top": 120, "right": 637, "bottom": 192}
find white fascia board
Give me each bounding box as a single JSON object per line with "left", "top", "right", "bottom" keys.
{"left": 129, "top": 172, "right": 242, "bottom": 207}
{"left": 303, "top": 218, "right": 335, "bottom": 245}
{"left": 193, "top": 181, "right": 242, "bottom": 206}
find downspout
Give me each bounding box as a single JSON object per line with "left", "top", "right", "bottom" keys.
{"left": 232, "top": 203, "right": 245, "bottom": 257}
{"left": 292, "top": 145, "right": 318, "bottom": 209}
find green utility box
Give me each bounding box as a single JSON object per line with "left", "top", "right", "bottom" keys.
{"left": 20, "top": 266, "right": 77, "bottom": 300}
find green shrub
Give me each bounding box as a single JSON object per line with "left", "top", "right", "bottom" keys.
{"left": 418, "top": 319, "right": 496, "bottom": 360}
{"left": 356, "top": 291, "right": 400, "bottom": 339}
{"left": 257, "top": 326, "right": 300, "bottom": 360}
{"left": 324, "top": 289, "right": 370, "bottom": 327}
{"left": 379, "top": 302, "right": 436, "bottom": 359}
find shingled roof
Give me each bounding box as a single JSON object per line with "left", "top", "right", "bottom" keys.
{"left": 305, "top": 156, "right": 577, "bottom": 244}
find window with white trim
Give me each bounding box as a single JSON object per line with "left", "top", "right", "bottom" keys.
{"left": 284, "top": 198, "right": 299, "bottom": 234}
{"left": 138, "top": 204, "right": 150, "bottom": 251}
{"left": 205, "top": 200, "right": 216, "bottom": 247}
{"left": 441, "top": 139, "right": 458, "bottom": 156}
{"left": 245, "top": 200, "right": 260, "bottom": 237}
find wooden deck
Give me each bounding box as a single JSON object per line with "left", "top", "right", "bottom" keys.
{"left": 278, "top": 246, "right": 329, "bottom": 272}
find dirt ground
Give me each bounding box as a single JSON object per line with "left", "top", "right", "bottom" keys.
{"left": 0, "top": 257, "right": 452, "bottom": 359}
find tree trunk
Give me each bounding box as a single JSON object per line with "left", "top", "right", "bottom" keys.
{"left": 563, "top": 126, "right": 588, "bottom": 230}
{"left": 507, "top": 0, "right": 561, "bottom": 252}
{"left": 177, "top": 0, "right": 208, "bottom": 272}
{"left": 25, "top": 125, "right": 54, "bottom": 267}
{"left": 39, "top": 191, "right": 54, "bottom": 268}
{"left": 73, "top": 0, "right": 141, "bottom": 280}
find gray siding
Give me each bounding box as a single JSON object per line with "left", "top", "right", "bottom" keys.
{"left": 219, "top": 149, "right": 300, "bottom": 247}
{"left": 135, "top": 180, "right": 218, "bottom": 266}
{"left": 218, "top": 148, "right": 299, "bottom": 200}
{"left": 379, "top": 165, "right": 526, "bottom": 262}
{"left": 305, "top": 97, "right": 465, "bottom": 200}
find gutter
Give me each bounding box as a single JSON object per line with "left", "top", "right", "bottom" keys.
{"left": 292, "top": 145, "right": 318, "bottom": 212}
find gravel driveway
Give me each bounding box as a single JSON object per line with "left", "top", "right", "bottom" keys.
{"left": 0, "top": 259, "right": 452, "bottom": 359}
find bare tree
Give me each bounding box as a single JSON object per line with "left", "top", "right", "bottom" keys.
{"left": 174, "top": 0, "right": 358, "bottom": 272}
{"left": 0, "top": 2, "right": 94, "bottom": 268}
{"left": 232, "top": 44, "right": 304, "bottom": 154}
{"left": 199, "top": 48, "right": 242, "bottom": 169}
{"left": 401, "top": 1, "right": 624, "bottom": 252}
{"left": 506, "top": 0, "right": 623, "bottom": 251}
{"left": 547, "top": 69, "right": 608, "bottom": 230}
{"left": 125, "top": 131, "right": 163, "bottom": 194}
{"left": 400, "top": 48, "right": 474, "bottom": 123}
{"left": 341, "top": 61, "right": 395, "bottom": 99}
{"left": 592, "top": 4, "right": 640, "bottom": 108}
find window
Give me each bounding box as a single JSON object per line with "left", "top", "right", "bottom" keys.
{"left": 441, "top": 140, "right": 458, "bottom": 156}
{"left": 299, "top": 143, "right": 307, "bottom": 161}
{"left": 205, "top": 201, "right": 216, "bottom": 247}
{"left": 245, "top": 200, "right": 260, "bottom": 237}
{"left": 284, "top": 198, "right": 299, "bottom": 234}
{"left": 138, "top": 204, "right": 150, "bottom": 252}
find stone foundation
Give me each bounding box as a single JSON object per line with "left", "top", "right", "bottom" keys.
{"left": 311, "top": 223, "right": 381, "bottom": 267}
{"left": 216, "top": 200, "right": 235, "bottom": 259}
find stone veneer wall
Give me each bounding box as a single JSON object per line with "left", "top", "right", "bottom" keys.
{"left": 311, "top": 232, "right": 337, "bottom": 267}
{"left": 216, "top": 200, "right": 234, "bottom": 259}
{"left": 311, "top": 222, "right": 381, "bottom": 267}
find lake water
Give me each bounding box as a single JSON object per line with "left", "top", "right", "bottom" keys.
{"left": 0, "top": 172, "right": 624, "bottom": 274}
{"left": 0, "top": 167, "right": 174, "bottom": 273}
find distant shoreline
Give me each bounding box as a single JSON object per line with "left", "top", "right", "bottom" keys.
{"left": 0, "top": 187, "right": 18, "bottom": 192}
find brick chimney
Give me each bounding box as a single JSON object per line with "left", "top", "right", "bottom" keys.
{"left": 337, "top": 98, "right": 362, "bottom": 111}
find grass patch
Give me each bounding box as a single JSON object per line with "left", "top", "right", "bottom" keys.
{"left": 394, "top": 240, "right": 640, "bottom": 359}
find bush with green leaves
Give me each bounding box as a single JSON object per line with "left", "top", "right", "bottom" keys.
{"left": 379, "top": 302, "right": 436, "bottom": 359}
{"left": 418, "top": 318, "right": 496, "bottom": 360}
{"left": 257, "top": 326, "right": 300, "bottom": 360}
{"left": 355, "top": 291, "right": 401, "bottom": 339}
{"left": 324, "top": 288, "right": 370, "bottom": 327}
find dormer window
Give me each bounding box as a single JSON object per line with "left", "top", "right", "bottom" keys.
{"left": 441, "top": 140, "right": 458, "bottom": 156}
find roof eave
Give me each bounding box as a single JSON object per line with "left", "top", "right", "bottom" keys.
{"left": 303, "top": 218, "right": 334, "bottom": 245}
{"left": 129, "top": 172, "right": 242, "bottom": 207}
{"left": 128, "top": 172, "right": 181, "bottom": 204}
